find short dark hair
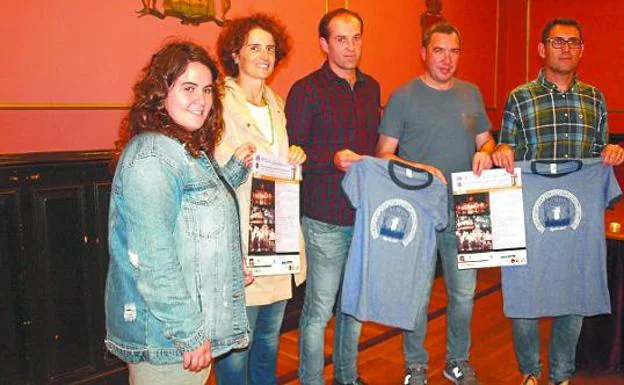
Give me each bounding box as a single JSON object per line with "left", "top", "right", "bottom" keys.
{"left": 318, "top": 8, "right": 364, "bottom": 40}
{"left": 217, "top": 13, "right": 291, "bottom": 78}
{"left": 541, "top": 18, "right": 583, "bottom": 42}
{"left": 422, "top": 22, "right": 461, "bottom": 48}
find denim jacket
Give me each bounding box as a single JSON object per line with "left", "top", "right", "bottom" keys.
{"left": 105, "top": 132, "right": 249, "bottom": 364}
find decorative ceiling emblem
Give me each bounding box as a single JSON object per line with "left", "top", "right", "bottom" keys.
{"left": 137, "top": 0, "right": 231, "bottom": 26}
{"left": 421, "top": 0, "right": 445, "bottom": 31}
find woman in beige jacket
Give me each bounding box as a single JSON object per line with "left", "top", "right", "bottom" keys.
{"left": 213, "top": 13, "right": 306, "bottom": 385}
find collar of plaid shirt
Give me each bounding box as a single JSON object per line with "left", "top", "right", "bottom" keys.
{"left": 537, "top": 67, "right": 579, "bottom": 93}
{"left": 501, "top": 68, "right": 607, "bottom": 161}
{"left": 320, "top": 60, "right": 366, "bottom": 87}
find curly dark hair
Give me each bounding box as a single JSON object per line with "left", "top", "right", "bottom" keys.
{"left": 217, "top": 13, "right": 291, "bottom": 78}
{"left": 112, "top": 41, "right": 224, "bottom": 169}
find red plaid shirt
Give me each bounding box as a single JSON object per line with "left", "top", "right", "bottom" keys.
{"left": 286, "top": 62, "right": 381, "bottom": 225}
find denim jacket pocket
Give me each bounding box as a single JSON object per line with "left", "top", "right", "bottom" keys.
{"left": 181, "top": 182, "right": 226, "bottom": 239}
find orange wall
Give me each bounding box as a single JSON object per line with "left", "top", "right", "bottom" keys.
{"left": 0, "top": 0, "right": 501, "bottom": 154}
{"left": 528, "top": 0, "right": 624, "bottom": 132}
{"left": 496, "top": 0, "right": 529, "bottom": 124}
{"left": 495, "top": 0, "right": 624, "bottom": 134}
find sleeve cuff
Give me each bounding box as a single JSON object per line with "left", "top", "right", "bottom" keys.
{"left": 171, "top": 323, "right": 209, "bottom": 353}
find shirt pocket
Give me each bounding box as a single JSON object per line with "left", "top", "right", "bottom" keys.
{"left": 576, "top": 106, "right": 599, "bottom": 138}
{"left": 181, "top": 180, "right": 226, "bottom": 240}
{"left": 462, "top": 113, "right": 478, "bottom": 136}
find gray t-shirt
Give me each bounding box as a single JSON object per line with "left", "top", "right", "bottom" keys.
{"left": 340, "top": 157, "right": 448, "bottom": 330}
{"left": 502, "top": 159, "right": 622, "bottom": 318}
{"left": 378, "top": 77, "right": 491, "bottom": 181}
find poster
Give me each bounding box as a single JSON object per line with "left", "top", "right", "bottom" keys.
{"left": 247, "top": 154, "right": 301, "bottom": 276}
{"left": 451, "top": 168, "right": 527, "bottom": 269}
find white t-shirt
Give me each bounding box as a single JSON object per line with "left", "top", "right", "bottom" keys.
{"left": 247, "top": 102, "right": 277, "bottom": 155}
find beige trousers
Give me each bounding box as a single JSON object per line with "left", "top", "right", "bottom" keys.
{"left": 128, "top": 362, "right": 210, "bottom": 385}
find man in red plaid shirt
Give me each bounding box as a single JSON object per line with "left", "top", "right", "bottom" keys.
{"left": 285, "top": 7, "right": 381, "bottom": 385}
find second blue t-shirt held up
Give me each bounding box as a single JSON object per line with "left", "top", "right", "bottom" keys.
{"left": 340, "top": 157, "right": 448, "bottom": 330}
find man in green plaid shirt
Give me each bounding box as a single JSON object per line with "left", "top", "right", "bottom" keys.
{"left": 492, "top": 18, "right": 624, "bottom": 385}
{"left": 494, "top": 20, "right": 624, "bottom": 169}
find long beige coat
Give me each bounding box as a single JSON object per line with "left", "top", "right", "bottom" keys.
{"left": 214, "top": 77, "right": 306, "bottom": 306}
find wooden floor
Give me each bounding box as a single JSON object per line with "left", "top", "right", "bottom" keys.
{"left": 209, "top": 268, "right": 624, "bottom": 385}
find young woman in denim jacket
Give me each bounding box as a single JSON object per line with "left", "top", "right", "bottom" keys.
{"left": 212, "top": 14, "right": 307, "bottom": 385}
{"left": 105, "top": 41, "right": 256, "bottom": 385}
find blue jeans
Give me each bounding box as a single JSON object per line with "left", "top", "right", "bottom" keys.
{"left": 215, "top": 301, "right": 288, "bottom": 385}
{"left": 512, "top": 315, "right": 583, "bottom": 383}
{"left": 402, "top": 229, "right": 476, "bottom": 368}
{"left": 299, "top": 216, "right": 362, "bottom": 385}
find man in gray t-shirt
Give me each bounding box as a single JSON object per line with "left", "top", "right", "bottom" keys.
{"left": 376, "top": 22, "right": 494, "bottom": 385}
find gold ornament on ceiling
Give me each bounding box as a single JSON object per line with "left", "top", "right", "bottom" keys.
{"left": 420, "top": 0, "right": 445, "bottom": 31}
{"left": 137, "top": 0, "right": 231, "bottom": 26}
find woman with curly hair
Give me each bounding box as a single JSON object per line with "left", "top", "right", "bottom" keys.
{"left": 105, "top": 40, "right": 256, "bottom": 385}
{"left": 213, "top": 13, "right": 307, "bottom": 385}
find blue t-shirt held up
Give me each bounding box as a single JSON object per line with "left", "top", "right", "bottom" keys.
{"left": 340, "top": 157, "right": 448, "bottom": 330}
{"left": 502, "top": 159, "right": 622, "bottom": 318}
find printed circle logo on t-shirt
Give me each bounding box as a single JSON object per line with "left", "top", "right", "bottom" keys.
{"left": 370, "top": 199, "right": 418, "bottom": 246}
{"left": 531, "top": 189, "right": 582, "bottom": 234}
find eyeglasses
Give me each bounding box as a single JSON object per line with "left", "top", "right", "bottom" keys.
{"left": 545, "top": 37, "right": 583, "bottom": 49}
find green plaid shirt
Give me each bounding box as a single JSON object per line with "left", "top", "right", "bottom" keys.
{"left": 499, "top": 69, "right": 608, "bottom": 161}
